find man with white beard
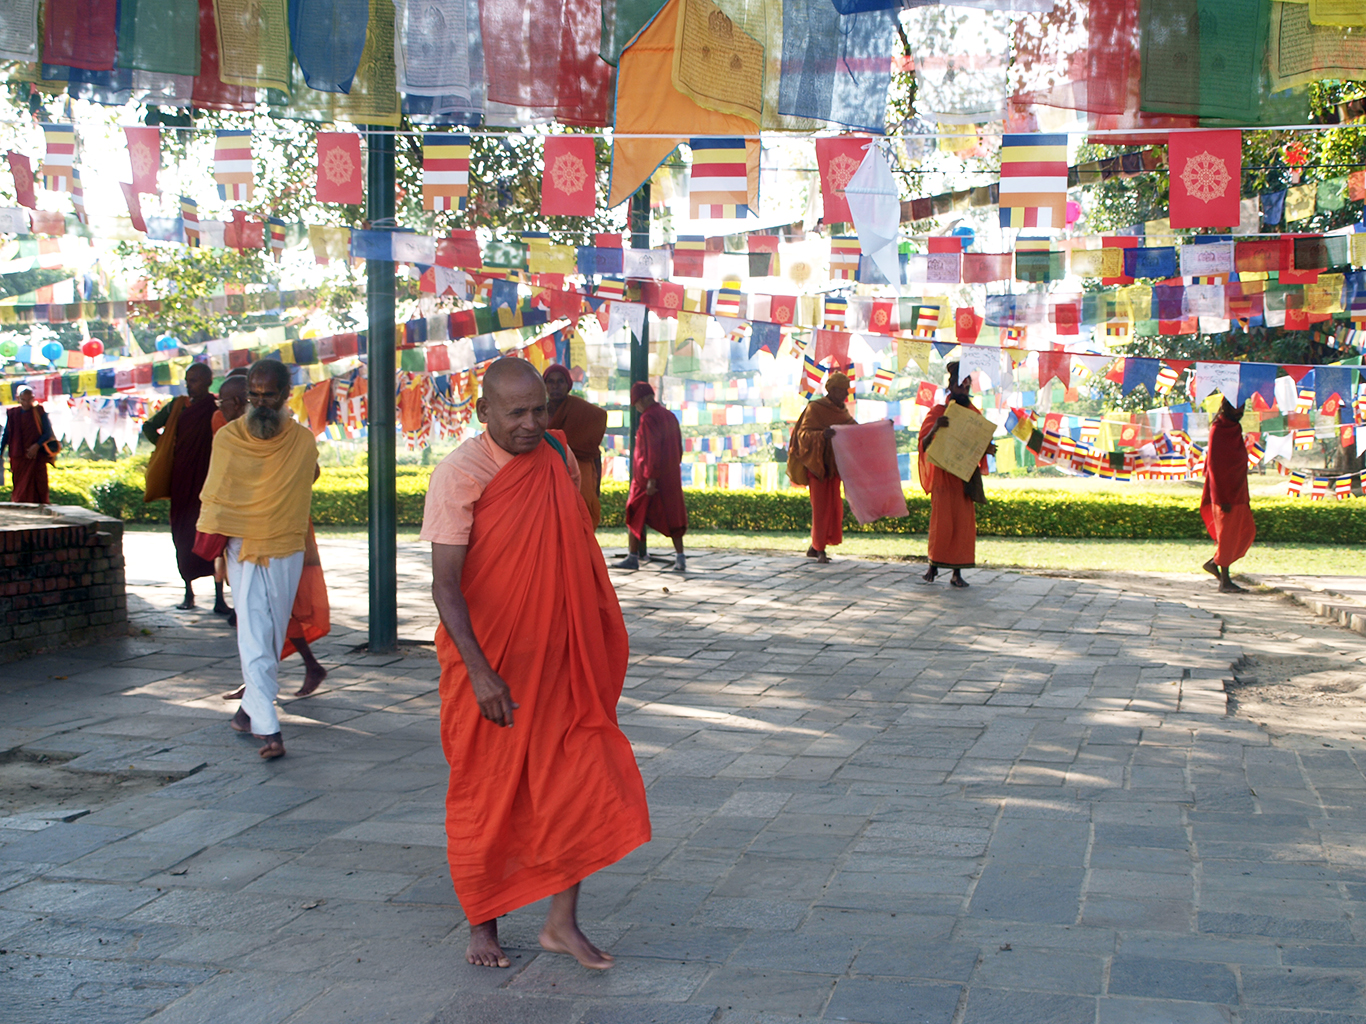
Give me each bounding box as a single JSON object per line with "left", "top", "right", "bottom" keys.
{"left": 197, "top": 359, "right": 317, "bottom": 760}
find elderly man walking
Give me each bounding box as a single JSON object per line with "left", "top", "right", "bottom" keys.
{"left": 421, "top": 357, "right": 650, "bottom": 971}
{"left": 143, "top": 362, "right": 221, "bottom": 610}
{"left": 197, "top": 359, "right": 317, "bottom": 760}
{"left": 2, "top": 385, "right": 56, "bottom": 504}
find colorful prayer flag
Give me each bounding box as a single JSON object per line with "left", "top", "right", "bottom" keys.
{"left": 7, "top": 152, "right": 35, "bottom": 209}
{"left": 801, "top": 353, "right": 823, "bottom": 396}
{"left": 822, "top": 295, "right": 848, "bottom": 329}
{"left": 830, "top": 237, "right": 861, "bottom": 280}
{"left": 673, "top": 235, "right": 707, "bottom": 278}
{"left": 214, "top": 130, "right": 254, "bottom": 202}
{"left": 268, "top": 217, "right": 286, "bottom": 260}
{"left": 423, "top": 134, "right": 471, "bottom": 212}
{"left": 39, "top": 124, "right": 75, "bottom": 192}
{"left": 316, "top": 132, "right": 363, "bottom": 205}
{"left": 124, "top": 126, "right": 159, "bottom": 195}
{"left": 871, "top": 367, "right": 895, "bottom": 396}
{"left": 180, "top": 195, "right": 200, "bottom": 247}
{"left": 815, "top": 136, "right": 870, "bottom": 226}
{"left": 70, "top": 167, "right": 86, "bottom": 224}
{"left": 689, "top": 137, "right": 753, "bottom": 219}
{"left": 541, "top": 136, "right": 596, "bottom": 217}
{"left": 1168, "top": 130, "right": 1241, "bottom": 229}
{"left": 998, "top": 133, "right": 1067, "bottom": 229}
{"left": 120, "top": 182, "right": 147, "bottom": 234}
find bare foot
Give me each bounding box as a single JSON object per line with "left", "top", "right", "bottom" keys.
{"left": 175, "top": 597, "right": 195, "bottom": 610}
{"left": 213, "top": 599, "right": 231, "bottom": 615}
{"left": 805, "top": 546, "right": 820, "bottom": 559}
{"left": 950, "top": 574, "right": 969, "bottom": 588}
{"left": 258, "top": 734, "right": 286, "bottom": 759}
{"left": 814, "top": 551, "right": 830, "bottom": 564}
{"left": 221, "top": 686, "right": 246, "bottom": 701}
{"left": 1202, "top": 559, "right": 1221, "bottom": 580}
{"left": 295, "top": 663, "right": 327, "bottom": 698}
{"left": 922, "top": 567, "right": 937, "bottom": 583}
{"left": 466, "top": 921, "right": 511, "bottom": 968}
{"left": 1219, "top": 580, "right": 1247, "bottom": 593}
{"left": 229, "top": 707, "right": 252, "bottom": 733}
{"left": 539, "top": 921, "right": 614, "bottom": 970}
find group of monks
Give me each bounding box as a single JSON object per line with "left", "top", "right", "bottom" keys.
{"left": 786, "top": 362, "right": 1258, "bottom": 590}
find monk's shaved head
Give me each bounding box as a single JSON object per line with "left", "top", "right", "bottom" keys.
{"left": 218, "top": 374, "right": 248, "bottom": 423}
{"left": 482, "top": 357, "right": 546, "bottom": 403}
{"left": 478, "top": 358, "right": 548, "bottom": 455}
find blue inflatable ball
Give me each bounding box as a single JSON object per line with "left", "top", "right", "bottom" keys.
{"left": 41, "top": 341, "right": 63, "bottom": 362}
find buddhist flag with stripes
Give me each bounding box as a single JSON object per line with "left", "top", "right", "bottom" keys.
{"left": 268, "top": 217, "right": 286, "bottom": 260}
{"left": 423, "top": 134, "right": 470, "bottom": 212}
{"left": 1155, "top": 363, "right": 1180, "bottom": 394}
{"left": 689, "top": 137, "right": 754, "bottom": 219}
{"left": 871, "top": 367, "right": 895, "bottom": 396}
{"left": 70, "top": 167, "right": 87, "bottom": 224}
{"left": 180, "top": 196, "right": 200, "bottom": 247}
{"left": 823, "top": 295, "right": 848, "bottom": 329}
{"left": 830, "top": 237, "right": 861, "bottom": 280}
{"left": 39, "top": 124, "right": 75, "bottom": 192}
{"left": 214, "top": 130, "right": 254, "bottom": 201}
{"left": 801, "top": 353, "right": 823, "bottom": 396}
{"left": 998, "top": 133, "right": 1067, "bottom": 229}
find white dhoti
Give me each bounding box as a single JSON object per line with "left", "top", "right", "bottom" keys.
{"left": 225, "top": 538, "right": 304, "bottom": 736}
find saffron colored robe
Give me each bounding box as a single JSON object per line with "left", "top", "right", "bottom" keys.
{"left": 788, "top": 397, "right": 856, "bottom": 550}
{"left": 282, "top": 521, "right": 330, "bottom": 658}
{"left": 1201, "top": 415, "right": 1256, "bottom": 568}
{"left": 548, "top": 394, "right": 608, "bottom": 527}
{"left": 3, "top": 404, "right": 53, "bottom": 504}
{"left": 625, "top": 403, "right": 687, "bottom": 538}
{"left": 919, "top": 404, "right": 986, "bottom": 570}
{"left": 435, "top": 434, "right": 650, "bottom": 923}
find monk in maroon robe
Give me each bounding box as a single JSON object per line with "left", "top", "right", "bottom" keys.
{"left": 616, "top": 382, "right": 688, "bottom": 571}
{"left": 1201, "top": 398, "right": 1256, "bottom": 593}
{"left": 2, "top": 386, "right": 55, "bottom": 504}
{"left": 142, "top": 363, "right": 221, "bottom": 610}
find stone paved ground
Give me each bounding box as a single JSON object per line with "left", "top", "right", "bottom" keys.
{"left": 2, "top": 532, "right": 1366, "bottom": 1024}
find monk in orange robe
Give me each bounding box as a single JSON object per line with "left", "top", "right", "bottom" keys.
{"left": 918, "top": 361, "right": 994, "bottom": 588}
{"left": 421, "top": 358, "right": 650, "bottom": 971}
{"left": 1201, "top": 398, "right": 1256, "bottom": 593}
{"left": 787, "top": 372, "right": 856, "bottom": 563}
{"left": 543, "top": 364, "right": 608, "bottom": 526}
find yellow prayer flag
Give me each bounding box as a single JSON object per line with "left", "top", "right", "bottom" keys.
{"left": 1305, "top": 274, "right": 1344, "bottom": 314}
{"left": 898, "top": 338, "right": 931, "bottom": 374}
{"left": 1286, "top": 183, "right": 1316, "bottom": 222}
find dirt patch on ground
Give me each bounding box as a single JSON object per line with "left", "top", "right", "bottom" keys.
{"left": 0, "top": 751, "right": 169, "bottom": 818}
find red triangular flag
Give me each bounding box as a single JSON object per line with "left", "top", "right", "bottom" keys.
{"left": 1038, "top": 350, "right": 1070, "bottom": 388}
{"left": 120, "top": 182, "right": 146, "bottom": 233}
{"left": 1282, "top": 364, "right": 1313, "bottom": 382}
{"left": 316, "top": 132, "right": 363, "bottom": 205}
{"left": 815, "top": 136, "right": 870, "bottom": 225}
{"left": 540, "top": 136, "right": 596, "bottom": 217}
{"left": 7, "top": 152, "right": 35, "bottom": 209}
{"left": 1168, "top": 130, "right": 1241, "bottom": 229}
{"left": 124, "top": 127, "right": 160, "bottom": 195}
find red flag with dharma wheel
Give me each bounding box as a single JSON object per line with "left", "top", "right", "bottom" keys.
{"left": 316, "top": 133, "right": 363, "bottom": 205}
{"left": 815, "top": 136, "right": 870, "bottom": 225}
{"left": 1169, "top": 130, "right": 1241, "bottom": 229}
{"left": 541, "top": 136, "right": 597, "bottom": 217}
{"left": 955, "top": 307, "right": 983, "bottom": 342}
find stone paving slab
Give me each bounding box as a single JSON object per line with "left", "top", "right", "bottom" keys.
{"left": 0, "top": 534, "right": 1364, "bottom": 1022}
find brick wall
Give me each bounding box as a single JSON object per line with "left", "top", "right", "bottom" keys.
{"left": 0, "top": 503, "right": 127, "bottom": 662}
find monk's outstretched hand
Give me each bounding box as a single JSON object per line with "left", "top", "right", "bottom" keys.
{"left": 471, "top": 668, "right": 518, "bottom": 727}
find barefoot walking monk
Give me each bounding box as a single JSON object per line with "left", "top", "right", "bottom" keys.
{"left": 918, "top": 361, "right": 995, "bottom": 588}
{"left": 421, "top": 357, "right": 651, "bottom": 971}
{"left": 1201, "top": 398, "right": 1255, "bottom": 593}
{"left": 198, "top": 359, "right": 317, "bottom": 760}
{"left": 787, "top": 371, "right": 856, "bottom": 564}
{"left": 615, "top": 381, "right": 688, "bottom": 571}
{"left": 543, "top": 364, "right": 608, "bottom": 526}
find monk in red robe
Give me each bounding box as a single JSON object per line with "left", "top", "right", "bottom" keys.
{"left": 787, "top": 372, "right": 856, "bottom": 563}
{"left": 615, "top": 381, "right": 688, "bottom": 571}
{"left": 543, "top": 364, "right": 608, "bottom": 526}
{"left": 142, "top": 363, "right": 221, "bottom": 610}
{"left": 1201, "top": 398, "right": 1256, "bottom": 593}
{"left": 2, "top": 385, "right": 55, "bottom": 504}
{"left": 421, "top": 358, "right": 650, "bottom": 971}
{"left": 918, "top": 361, "right": 995, "bottom": 588}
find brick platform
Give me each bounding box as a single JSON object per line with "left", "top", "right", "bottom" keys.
{"left": 0, "top": 502, "right": 127, "bottom": 662}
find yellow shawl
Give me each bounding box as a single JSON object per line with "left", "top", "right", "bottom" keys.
{"left": 197, "top": 416, "right": 317, "bottom": 565}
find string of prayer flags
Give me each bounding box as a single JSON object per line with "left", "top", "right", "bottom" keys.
{"left": 214, "top": 130, "right": 254, "bottom": 201}
{"left": 422, "top": 134, "right": 471, "bottom": 212}
{"left": 998, "top": 133, "right": 1068, "bottom": 229}
{"left": 540, "top": 136, "right": 596, "bottom": 217}
{"left": 180, "top": 195, "right": 200, "bottom": 247}
{"left": 124, "top": 127, "right": 159, "bottom": 195}
{"left": 689, "top": 137, "right": 752, "bottom": 218}
{"left": 39, "top": 124, "right": 75, "bottom": 192}
{"left": 316, "top": 132, "right": 363, "bottom": 205}
{"left": 7, "top": 152, "right": 35, "bottom": 209}
{"left": 1169, "top": 130, "right": 1241, "bottom": 228}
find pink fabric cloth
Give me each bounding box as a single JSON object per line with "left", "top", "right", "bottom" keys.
{"left": 829, "top": 420, "right": 908, "bottom": 525}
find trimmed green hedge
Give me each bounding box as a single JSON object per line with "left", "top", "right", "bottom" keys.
{"left": 9, "top": 462, "right": 1364, "bottom": 543}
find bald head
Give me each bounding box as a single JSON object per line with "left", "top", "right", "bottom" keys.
{"left": 185, "top": 362, "right": 213, "bottom": 400}
{"left": 477, "top": 358, "right": 548, "bottom": 455}
{"left": 218, "top": 375, "right": 247, "bottom": 423}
